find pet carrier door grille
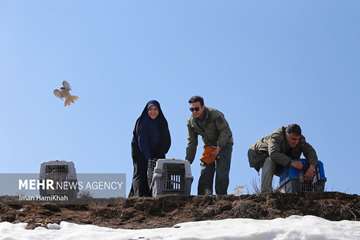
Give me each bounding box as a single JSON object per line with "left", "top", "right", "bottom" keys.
{"left": 45, "top": 165, "right": 69, "bottom": 174}
{"left": 163, "top": 163, "right": 185, "bottom": 193}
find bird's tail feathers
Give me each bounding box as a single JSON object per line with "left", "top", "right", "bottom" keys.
{"left": 64, "top": 95, "right": 79, "bottom": 107}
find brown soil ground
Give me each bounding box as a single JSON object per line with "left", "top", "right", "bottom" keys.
{"left": 0, "top": 192, "right": 359, "bottom": 230}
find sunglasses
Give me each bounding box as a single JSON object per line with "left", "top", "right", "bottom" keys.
{"left": 190, "top": 107, "right": 200, "bottom": 112}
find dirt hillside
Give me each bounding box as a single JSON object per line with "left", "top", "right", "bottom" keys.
{"left": 0, "top": 192, "right": 359, "bottom": 229}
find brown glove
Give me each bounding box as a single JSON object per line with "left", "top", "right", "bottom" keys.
{"left": 200, "top": 146, "right": 218, "bottom": 165}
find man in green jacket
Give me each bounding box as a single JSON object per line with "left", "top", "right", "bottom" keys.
{"left": 185, "top": 96, "right": 233, "bottom": 195}
{"left": 248, "top": 124, "right": 318, "bottom": 193}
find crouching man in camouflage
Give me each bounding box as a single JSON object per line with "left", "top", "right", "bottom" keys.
{"left": 185, "top": 96, "right": 233, "bottom": 195}
{"left": 248, "top": 124, "right": 318, "bottom": 193}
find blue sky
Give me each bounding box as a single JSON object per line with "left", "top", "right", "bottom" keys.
{"left": 1, "top": 0, "right": 359, "bottom": 195}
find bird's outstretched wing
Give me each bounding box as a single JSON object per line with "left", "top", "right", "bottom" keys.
{"left": 53, "top": 89, "right": 63, "bottom": 99}
{"left": 62, "top": 80, "right": 71, "bottom": 90}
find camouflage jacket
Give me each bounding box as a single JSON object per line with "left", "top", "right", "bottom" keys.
{"left": 253, "top": 127, "right": 318, "bottom": 166}
{"left": 185, "top": 107, "right": 233, "bottom": 163}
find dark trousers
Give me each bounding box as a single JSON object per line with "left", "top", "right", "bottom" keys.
{"left": 129, "top": 141, "right": 151, "bottom": 197}
{"left": 129, "top": 155, "right": 151, "bottom": 197}
{"left": 198, "top": 145, "right": 232, "bottom": 195}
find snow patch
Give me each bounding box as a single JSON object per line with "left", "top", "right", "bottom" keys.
{"left": 0, "top": 216, "right": 359, "bottom": 240}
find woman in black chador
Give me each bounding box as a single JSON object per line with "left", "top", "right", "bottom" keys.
{"left": 129, "top": 100, "right": 171, "bottom": 197}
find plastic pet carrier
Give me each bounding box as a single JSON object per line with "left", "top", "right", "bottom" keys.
{"left": 151, "top": 159, "right": 193, "bottom": 197}
{"left": 39, "top": 160, "right": 79, "bottom": 200}
{"left": 278, "top": 160, "right": 326, "bottom": 193}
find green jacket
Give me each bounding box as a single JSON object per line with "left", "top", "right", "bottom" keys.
{"left": 186, "top": 107, "right": 233, "bottom": 163}
{"left": 252, "top": 127, "right": 318, "bottom": 166}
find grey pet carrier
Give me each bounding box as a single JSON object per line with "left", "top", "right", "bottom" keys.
{"left": 39, "top": 160, "right": 78, "bottom": 200}
{"left": 151, "top": 159, "right": 193, "bottom": 197}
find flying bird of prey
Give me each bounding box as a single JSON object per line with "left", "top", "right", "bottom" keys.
{"left": 53, "top": 81, "right": 79, "bottom": 107}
